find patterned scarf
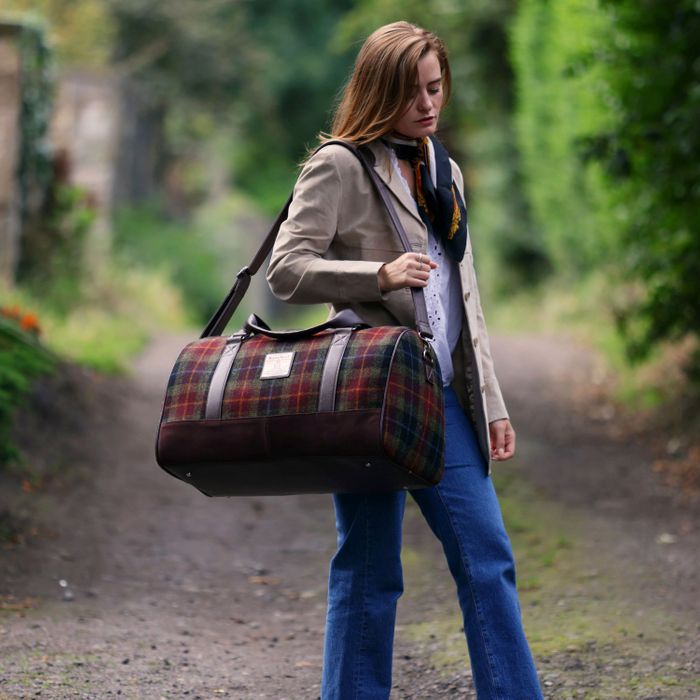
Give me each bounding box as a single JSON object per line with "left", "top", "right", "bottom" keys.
{"left": 381, "top": 134, "right": 468, "bottom": 262}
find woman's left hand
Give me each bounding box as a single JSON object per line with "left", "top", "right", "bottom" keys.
{"left": 489, "top": 419, "right": 516, "bottom": 461}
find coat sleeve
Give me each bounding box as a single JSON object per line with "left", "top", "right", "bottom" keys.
{"left": 469, "top": 259, "right": 509, "bottom": 423}
{"left": 266, "top": 147, "right": 386, "bottom": 304}
{"left": 451, "top": 160, "right": 509, "bottom": 424}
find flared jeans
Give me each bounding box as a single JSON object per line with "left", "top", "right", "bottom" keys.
{"left": 320, "top": 386, "right": 544, "bottom": 700}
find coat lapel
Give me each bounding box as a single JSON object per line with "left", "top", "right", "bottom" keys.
{"left": 366, "top": 141, "right": 424, "bottom": 227}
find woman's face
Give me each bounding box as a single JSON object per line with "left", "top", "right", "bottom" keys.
{"left": 391, "top": 50, "right": 443, "bottom": 140}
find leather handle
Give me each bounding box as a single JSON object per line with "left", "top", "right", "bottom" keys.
{"left": 243, "top": 309, "right": 369, "bottom": 341}
{"left": 200, "top": 139, "right": 432, "bottom": 338}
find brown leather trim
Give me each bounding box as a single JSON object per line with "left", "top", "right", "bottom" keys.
{"left": 205, "top": 337, "right": 244, "bottom": 419}
{"left": 158, "top": 409, "right": 381, "bottom": 463}
{"left": 155, "top": 409, "right": 435, "bottom": 496}
{"left": 318, "top": 329, "right": 352, "bottom": 412}
{"left": 163, "top": 456, "right": 431, "bottom": 497}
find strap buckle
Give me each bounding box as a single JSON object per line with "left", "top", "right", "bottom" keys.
{"left": 236, "top": 266, "right": 252, "bottom": 280}
{"left": 226, "top": 330, "right": 250, "bottom": 344}
{"left": 421, "top": 337, "right": 436, "bottom": 385}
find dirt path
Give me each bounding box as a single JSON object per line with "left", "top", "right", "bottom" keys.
{"left": 0, "top": 331, "right": 698, "bottom": 699}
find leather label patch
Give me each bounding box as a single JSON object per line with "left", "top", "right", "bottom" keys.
{"left": 260, "top": 351, "right": 295, "bottom": 379}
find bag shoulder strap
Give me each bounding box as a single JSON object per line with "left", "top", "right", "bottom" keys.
{"left": 200, "top": 139, "right": 432, "bottom": 339}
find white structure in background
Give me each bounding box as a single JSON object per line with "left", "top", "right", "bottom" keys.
{"left": 50, "top": 70, "right": 122, "bottom": 258}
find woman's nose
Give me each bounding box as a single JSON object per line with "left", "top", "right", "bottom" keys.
{"left": 417, "top": 90, "right": 432, "bottom": 112}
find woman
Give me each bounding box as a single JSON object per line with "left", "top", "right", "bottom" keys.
{"left": 267, "top": 21, "right": 544, "bottom": 700}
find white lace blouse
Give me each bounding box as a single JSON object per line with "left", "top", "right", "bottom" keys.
{"left": 386, "top": 146, "right": 464, "bottom": 387}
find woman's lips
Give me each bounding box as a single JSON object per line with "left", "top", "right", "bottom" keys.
{"left": 417, "top": 116, "right": 434, "bottom": 124}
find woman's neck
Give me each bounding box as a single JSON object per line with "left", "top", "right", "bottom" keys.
{"left": 385, "top": 131, "right": 421, "bottom": 144}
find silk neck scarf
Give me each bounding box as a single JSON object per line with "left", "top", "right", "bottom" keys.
{"left": 381, "top": 134, "right": 468, "bottom": 262}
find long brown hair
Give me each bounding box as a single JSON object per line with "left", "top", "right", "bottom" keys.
{"left": 325, "top": 21, "right": 451, "bottom": 145}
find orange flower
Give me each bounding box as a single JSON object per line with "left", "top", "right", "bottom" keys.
{"left": 20, "top": 313, "right": 41, "bottom": 335}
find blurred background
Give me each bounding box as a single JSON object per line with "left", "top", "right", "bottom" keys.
{"left": 1, "top": 3, "right": 699, "bottom": 696}
{"left": 1, "top": 0, "right": 698, "bottom": 489}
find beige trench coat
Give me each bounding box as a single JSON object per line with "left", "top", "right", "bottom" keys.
{"left": 266, "top": 139, "right": 508, "bottom": 471}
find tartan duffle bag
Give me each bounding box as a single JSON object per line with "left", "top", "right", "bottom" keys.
{"left": 155, "top": 140, "right": 446, "bottom": 496}
{"left": 155, "top": 310, "right": 445, "bottom": 496}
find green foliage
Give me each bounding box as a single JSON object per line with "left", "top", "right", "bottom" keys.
{"left": 16, "top": 22, "right": 53, "bottom": 219}
{"left": 107, "top": 0, "right": 248, "bottom": 110}
{"left": 10, "top": 22, "right": 96, "bottom": 314}
{"left": 588, "top": 1, "right": 700, "bottom": 361}
{"left": 510, "top": 0, "right": 620, "bottom": 276}
{"left": 228, "top": 0, "right": 357, "bottom": 212}
{"left": 0, "top": 316, "right": 55, "bottom": 466}
{"left": 18, "top": 184, "right": 96, "bottom": 312}
{"left": 103, "top": 0, "right": 355, "bottom": 211}
{"left": 112, "top": 204, "right": 225, "bottom": 323}
{"left": 6, "top": 262, "right": 190, "bottom": 374}
{"left": 511, "top": 0, "right": 700, "bottom": 370}
{"left": 2, "top": 0, "right": 114, "bottom": 66}
{"left": 43, "top": 307, "right": 148, "bottom": 375}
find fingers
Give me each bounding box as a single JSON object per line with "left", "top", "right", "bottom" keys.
{"left": 505, "top": 425, "right": 516, "bottom": 458}
{"left": 407, "top": 253, "right": 437, "bottom": 286}
{"left": 491, "top": 424, "right": 505, "bottom": 460}
{"left": 489, "top": 419, "right": 516, "bottom": 461}
{"left": 378, "top": 252, "right": 437, "bottom": 292}
{"left": 414, "top": 252, "right": 438, "bottom": 270}
{"left": 408, "top": 263, "right": 431, "bottom": 285}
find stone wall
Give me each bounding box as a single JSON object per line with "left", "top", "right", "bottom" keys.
{"left": 0, "top": 25, "right": 22, "bottom": 286}
{"left": 49, "top": 70, "right": 123, "bottom": 255}
{"left": 0, "top": 27, "right": 163, "bottom": 285}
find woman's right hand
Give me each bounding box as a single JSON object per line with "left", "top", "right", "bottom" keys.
{"left": 378, "top": 252, "right": 438, "bottom": 293}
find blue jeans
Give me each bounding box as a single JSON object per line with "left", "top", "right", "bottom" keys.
{"left": 321, "top": 386, "right": 543, "bottom": 699}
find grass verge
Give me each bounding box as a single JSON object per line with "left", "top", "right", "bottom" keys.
{"left": 486, "top": 273, "right": 695, "bottom": 413}
{"left": 2, "top": 263, "right": 191, "bottom": 374}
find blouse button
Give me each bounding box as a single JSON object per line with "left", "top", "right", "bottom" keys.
{"left": 473, "top": 337, "right": 479, "bottom": 348}
{"left": 463, "top": 291, "right": 471, "bottom": 302}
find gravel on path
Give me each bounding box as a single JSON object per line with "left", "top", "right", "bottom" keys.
{"left": 0, "top": 330, "right": 697, "bottom": 699}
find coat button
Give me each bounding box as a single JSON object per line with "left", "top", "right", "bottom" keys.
{"left": 481, "top": 383, "right": 486, "bottom": 393}
{"left": 463, "top": 291, "right": 471, "bottom": 302}
{"left": 473, "top": 337, "right": 479, "bottom": 348}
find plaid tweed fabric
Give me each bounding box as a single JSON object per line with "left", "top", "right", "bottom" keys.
{"left": 381, "top": 333, "right": 445, "bottom": 483}
{"left": 161, "top": 327, "right": 404, "bottom": 421}
{"left": 221, "top": 334, "right": 330, "bottom": 418}
{"left": 335, "top": 327, "right": 403, "bottom": 411}
{"left": 161, "top": 325, "right": 445, "bottom": 483}
{"left": 161, "top": 336, "right": 227, "bottom": 423}
{"left": 221, "top": 327, "right": 403, "bottom": 418}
